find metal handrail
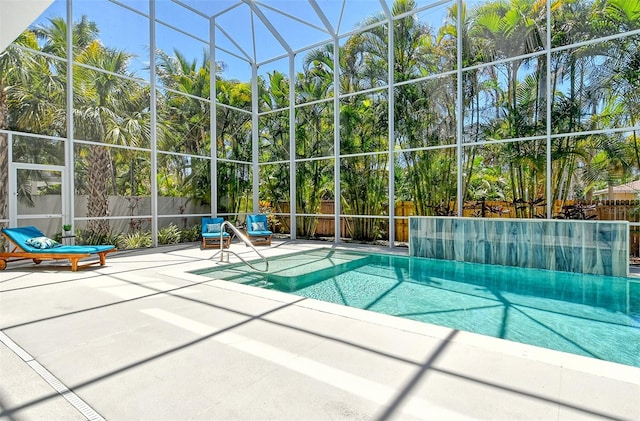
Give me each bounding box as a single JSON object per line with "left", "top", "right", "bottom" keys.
{"left": 218, "top": 221, "right": 269, "bottom": 272}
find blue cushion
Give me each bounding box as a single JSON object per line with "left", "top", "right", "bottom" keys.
{"left": 44, "top": 245, "right": 115, "bottom": 254}
{"left": 251, "top": 221, "right": 266, "bottom": 231}
{"left": 25, "top": 236, "right": 60, "bottom": 249}
{"left": 247, "top": 230, "right": 271, "bottom": 236}
{"left": 202, "top": 232, "right": 229, "bottom": 238}
{"left": 206, "top": 223, "right": 221, "bottom": 233}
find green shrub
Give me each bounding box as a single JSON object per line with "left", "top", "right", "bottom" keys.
{"left": 118, "top": 231, "right": 152, "bottom": 249}
{"left": 180, "top": 224, "right": 200, "bottom": 242}
{"left": 158, "top": 223, "right": 181, "bottom": 245}
{"left": 77, "top": 230, "right": 120, "bottom": 246}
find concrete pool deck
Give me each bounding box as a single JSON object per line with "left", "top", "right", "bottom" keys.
{"left": 1, "top": 240, "right": 638, "bottom": 420}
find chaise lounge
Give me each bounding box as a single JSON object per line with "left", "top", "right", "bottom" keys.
{"left": 245, "top": 214, "right": 272, "bottom": 246}
{"left": 0, "top": 226, "right": 117, "bottom": 271}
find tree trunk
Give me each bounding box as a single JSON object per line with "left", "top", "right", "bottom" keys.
{"left": 86, "top": 145, "right": 111, "bottom": 237}
{"left": 0, "top": 86, "right": 8, "bottom": 221}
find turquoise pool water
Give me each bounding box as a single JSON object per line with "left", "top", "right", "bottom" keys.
{"left": 194, "top": 248, "right": 640, "bottom": 367}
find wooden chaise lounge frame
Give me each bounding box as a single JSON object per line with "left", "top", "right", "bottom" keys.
{"left": 0, "top": 226, "right": 117, "bottom": 271}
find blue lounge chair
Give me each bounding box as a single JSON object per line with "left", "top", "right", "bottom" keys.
{"left": 246, "top": 214, "right": 272, "bottom": 246}
{"left": 201, "top": 217, "right": 230, "bottom": 249}
{"left": 0, "top": 226, "right": 117, "bottom": 271}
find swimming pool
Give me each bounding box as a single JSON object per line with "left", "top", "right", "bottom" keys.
{"left": 194, "top": 248, "right": 640, "bottom": 368}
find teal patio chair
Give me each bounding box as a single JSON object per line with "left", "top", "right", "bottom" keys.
{"left": 245, "top": 214, "right": 272, "bottom": 246}
{"left": 201, "top": 217, "right": 230, "bottom": 249}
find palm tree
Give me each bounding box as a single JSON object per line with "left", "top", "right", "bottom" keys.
{"left": 1, "top": 30, "right": 66, "bottom": 219}
{"left": 3, "top": 16, "right": 150, "bottom": 240}
{"left": 258, "top": 71, "right": 291, "bottom": 222}
{"left": 548, "top": 0, "right": 640, "bottom": 203}
{"left": 391, "top": 0, "right": 458, "bottom": 215}
{"left": 156, "top": 49, "right": 211, "bottom": 155}
{"left": 440, "top": 2, "right": 494, "bottom": 203}
{"left": 215, "top": 77, "right": 252, "bottom": 215}
{"left": 155, "top": 48, "right": 214, "bottom": 208}
{"left": 548, "top": 0, "right": 601, "bottom": 204}
{"left": 463, "top": 0, "right": 548, "bottom": 215}
{"left": 592, "top": 0, "right": 640, "bottom": 169}
{"left": 73, "top": 36, "right": 150, "bottom": 239}
{"left": 0, "top": 37, "right": 34, "bottom": 219}
{"left": 340, "top": 95, "right": 389, "bottom": 240}
{"left": 294, "top": 46, "right": 336, "bottom": 238}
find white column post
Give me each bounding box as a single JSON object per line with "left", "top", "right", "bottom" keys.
{"left": 289, "top": 53, "right": 296, "bottom": 239}
{"left": 546, "top": 0, "right": 552, "bottom": 219}
{"left": 65, "top": 0, "right": 74, "bottom": 234}
{"left": 252, "top": 63, "right": 260, "bottom": 212}
{"left": 333, "top": 36, "right": 341, "bottom": 244}
{"left": 456, "top": 0, "right": 464, "bottom": 217}
{"left": 149, "top": 0, "right": 158, "bottom": 246}
{"left": 387, "top": 9, "right": 395, "bottom": 247}
{"left": 211, "top": 17, "right": 217, "bottom": 217}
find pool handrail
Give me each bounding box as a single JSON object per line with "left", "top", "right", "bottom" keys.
{"left": 218, "top": 221, "right": 269, "bottom": 272}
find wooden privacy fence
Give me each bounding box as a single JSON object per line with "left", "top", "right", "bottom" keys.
{"left": 272, "top": 201, "right": 349, "bottom": 238}
{"left": 396, "top": 199, "right": 640, "bottom": 223}
{"left": 395, "top": 201, "right": 414, "bottom": 242}
{"left": 272, "top": 200, "right": 640, "bottom": 255}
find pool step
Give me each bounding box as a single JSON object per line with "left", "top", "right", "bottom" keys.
{"left": 197, "top": 249, "right": 370, "bottom": 290}
{"left": 264, "top": 256, "right": 372, "bottom": 292}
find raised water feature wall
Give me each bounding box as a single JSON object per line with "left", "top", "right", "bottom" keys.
{"left": 409, "top": 217, "right": 629, "bottom": 277}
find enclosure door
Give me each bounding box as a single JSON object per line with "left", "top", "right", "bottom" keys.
{"left": 10, "top": 163, "right": 66, "bottom": 238}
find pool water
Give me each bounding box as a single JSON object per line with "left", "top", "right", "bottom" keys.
{"left": 194, "top": 248, "right": 640, "bottom": 367}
